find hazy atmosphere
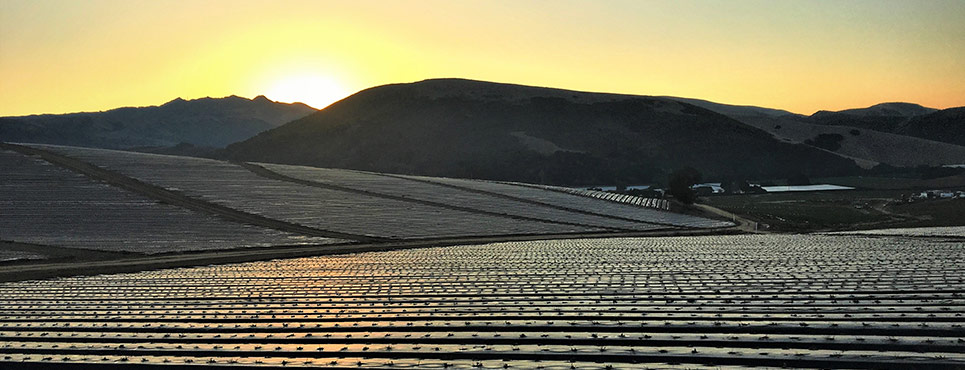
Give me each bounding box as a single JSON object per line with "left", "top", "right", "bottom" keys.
{"left": 2, "top": 0, "right": 964, "bottom": 116}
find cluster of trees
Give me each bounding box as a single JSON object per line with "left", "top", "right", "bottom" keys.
{"left": 668, "top": 167, "right": 701, "bottom": 204}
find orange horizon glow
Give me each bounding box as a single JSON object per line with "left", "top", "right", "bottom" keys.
{"left": 1, "top": 0, "right": 964, "bottom": 117}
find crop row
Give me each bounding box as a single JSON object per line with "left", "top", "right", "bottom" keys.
{"left": 3, "top": 341, "right": 963, "bottom": 367}
{"left": 4, "top": 330, "right": 962, "bottom": 352}
{"left": 0, "top": 354, "right": 766, "bottom": 369}
{"left": 4, "top": 299, "right": 961, "bottom": 312}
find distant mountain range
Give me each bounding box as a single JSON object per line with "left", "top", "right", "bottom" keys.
{"left": 0, "top": 95, "right": 315, "bottom": 149}
{"left": 3, "top": 79, "right": 962, "bottom": 185}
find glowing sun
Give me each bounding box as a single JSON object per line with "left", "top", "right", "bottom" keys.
{"left": 264, "top": 74, "right": 349, "bottom": 109}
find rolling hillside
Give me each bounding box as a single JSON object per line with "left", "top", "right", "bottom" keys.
{"left": 673, "top": 100, "right": 965, "bottom": 167}
{"left": 0, "top": 95, "right": 316, "bottom": 149}
{"left": 810, "top": 103, "right": 965, "bottom": 147}
{"left": 226, "top": 79, "right": 860, "bottom": 186}
{"left": 898, "top": 107, "right": 965, "bottom": 147}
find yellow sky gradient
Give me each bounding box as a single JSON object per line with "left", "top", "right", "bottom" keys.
{"left": 1, "top": 0, "right": 963, "bottom": 116}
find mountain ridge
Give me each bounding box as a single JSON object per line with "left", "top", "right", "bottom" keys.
{"left": 3, "top": 78, "right": 961, "bottom": 173}
{"left": 814, "top": 102, "right": 938, "bottom": 118}
{"left": 0, "top": 95, "right": 316, "bottom": 149}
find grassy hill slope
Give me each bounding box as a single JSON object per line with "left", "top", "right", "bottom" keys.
{"left": 676, "top": 100, "right": 965, "bottom": 167}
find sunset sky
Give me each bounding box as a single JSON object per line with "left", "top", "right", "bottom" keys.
{"left": 1, "top": 0, "right": 963, "bottom": 116}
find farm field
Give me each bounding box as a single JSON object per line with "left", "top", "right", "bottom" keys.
{"left": 759, "top": 184, "right": 855, "bottom": 192}
{"left": 397, "top": 174, "right": 732, "bottom": 229}
{"left": 259, "top": 163, "right": 662, "bottom": 232}
{"left": 1, "top": 142, "right": 737, "bottom": 280}
{"left": 0, "top": 149, "right": 341, "bottom": 254}
{"left": 502, "top": 181, "right": 671, "bottom": 211}
{"left": 24, "top": 144, "right": 616, "bottom": 239}
{"left": 702, "top": 189, "right": 964, "bottom": 232}
{"left": 812, "top": 175, "right": 965, "bottom": 190}
{"left": 1, "top": 234, "right": 963, "bottom": 369}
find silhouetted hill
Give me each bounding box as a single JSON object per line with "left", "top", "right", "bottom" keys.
{"left": 824, "top": 102, "right": 937, "bottom": 118}
{"left": 811, "top": 104, "right": 923, "bottom": 132}
{"left": 0, "top": 95, "right": 316, "bottom": 149}
{"left": 226, "top": 79, "right": 860, "bottom": 186}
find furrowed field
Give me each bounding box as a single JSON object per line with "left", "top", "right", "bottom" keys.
{"left": 1, "top": 143, "right": 725, "bottom": 267}
{"left": 1, "top": 143, "right": 962, "bottom": 369}
{"left": 1, "top": 235, "right": 963, "bottom": 369}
